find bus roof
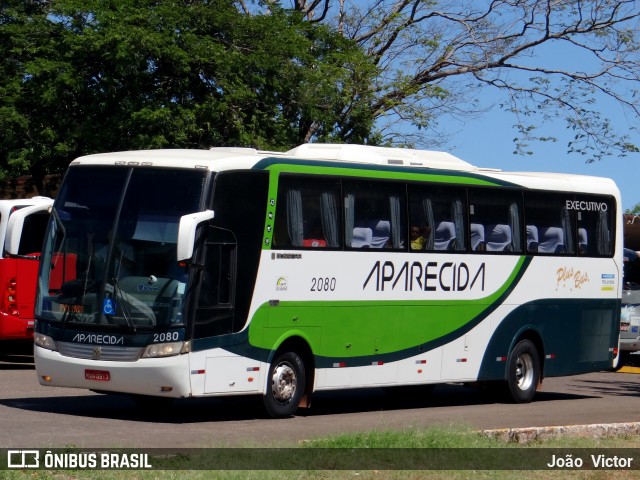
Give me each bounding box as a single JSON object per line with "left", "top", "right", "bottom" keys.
{"left": 488, "top": 170, "right": 619, "bottom": 197}
{"left": 69, "top": 144, "right": 476, "bottom": 171}
{"left": 68, "top": 148, "right": 283, "bottom": 170}
{"left": 67, "top": 144, "right": 618, "bottom": 196}
{"left": 284, "top": 143, "right": 476, "bottom": 171}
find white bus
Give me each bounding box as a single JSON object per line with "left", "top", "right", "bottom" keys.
{"left": 27, "top": 144, "right": 622, "bottom": 417}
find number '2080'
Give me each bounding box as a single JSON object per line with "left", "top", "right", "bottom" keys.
{"left": 311, "top": 277, "right": 336, "bottom": 292}
{"left": 153, "top": 331, "right": 180, "bottom": 342}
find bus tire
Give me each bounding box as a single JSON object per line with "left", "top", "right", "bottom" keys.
{"left": 263, "top": 351, "right": 306, "bottom": 418}
{"left": 505, "top": 339, "right": 540, "bottom": 403}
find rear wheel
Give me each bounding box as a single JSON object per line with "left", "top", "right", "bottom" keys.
{"left": 505, "top": 339, "right": 540, "bottom": 403}
{"left": 263, "top": 351, "right": 306, "bottom": 418}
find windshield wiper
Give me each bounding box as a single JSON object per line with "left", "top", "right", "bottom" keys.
{"left": 108, "top": 278, "right": 137, "bottom": 333}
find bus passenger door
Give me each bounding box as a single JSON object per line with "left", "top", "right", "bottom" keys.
{"left": 195, "top": 227, "right": 263, "bottom": 394}
{"left": 193, "top": 226, "right": 237, "bottom": 339}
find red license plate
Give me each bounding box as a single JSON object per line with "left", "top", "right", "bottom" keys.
{"left": 621, "top": 324, "right": 629, "bottom": 332}
{"left": 85, "top": 369, "right": 110, "bottom": 381}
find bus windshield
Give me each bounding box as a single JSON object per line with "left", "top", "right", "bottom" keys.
{"left": 36, "top": 166, "right": 207, "bottom": 332}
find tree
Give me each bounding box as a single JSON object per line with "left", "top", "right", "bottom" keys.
{"left": 627, "top": 203, "right": 640, "bottom": 215}
{"left": 2, "top": 1, "right": 639, "bottom": 192}
{"left": 0, "top": 0, "right": 373, "bottom": 192}
{"left": 280, "top": 0, "right": 640, "bottom": 160}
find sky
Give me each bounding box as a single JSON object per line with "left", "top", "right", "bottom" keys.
{"left": 428, "top": 36, "right": 640, "bottom": 213}
{"left": 443, "top": 107, "right": 640, "bottom": 214}
{"left": 374, "top": 2, "right": 640, "bottom": 214}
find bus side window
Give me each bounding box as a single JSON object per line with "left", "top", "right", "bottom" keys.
{"left": 524, "top": 192, "right": 575, "bottom": 255}
{"left": 576, "top": 196, "right": 614, "bottom": 256}
{"left": 408, "top": 185, "right": 466, "bottom": 252}
{"left": 274, "top": 176, "right": 341, "bottom": 249}
{"left": 469, "top": 189, "right": 522, "bottom": 254}
{"left": 344, "top": 180, "right": 406, "bottom": 250}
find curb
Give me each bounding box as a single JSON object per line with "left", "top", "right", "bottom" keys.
{"left": 618, "top": 366, "right": 640, "bottom": 373}
{"left": 482, "top": 422, "right": 640, "bottom": 444}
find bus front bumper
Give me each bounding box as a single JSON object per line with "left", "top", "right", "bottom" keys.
{"left": 34, "top": 345, "right": 192, "bottom": 398}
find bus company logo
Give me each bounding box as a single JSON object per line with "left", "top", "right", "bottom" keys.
{"left": 72, "top": 333, "right": 124, "bottom": 345}
{"left": 363, "top": 260, "right": 486, "bottom": 292}
{"left": 556, "top": 266, "right": 589, "bottom": 290}
{"left": 276, "top": 277, "right": 288, "bottom": 291}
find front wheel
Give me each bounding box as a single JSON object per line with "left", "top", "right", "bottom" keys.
{"left": 263, "top": 351, "right": 306, "bottom": 418}
{"left": 505, "top": 339, "right": 540, "bottom": 403}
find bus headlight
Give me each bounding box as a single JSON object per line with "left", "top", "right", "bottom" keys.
{"left": 142, "top": 341, "right": 191, "bottom": 358}
{"left": 34, "top": 333, "right": 57, "bottom": 351}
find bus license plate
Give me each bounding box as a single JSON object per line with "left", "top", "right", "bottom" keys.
{"left": 85, "top": 369, "right": 110, "bottom": 381}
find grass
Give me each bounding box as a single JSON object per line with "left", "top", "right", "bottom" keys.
{"left": 3, "top": 425, "right": 640, "bottom": 480}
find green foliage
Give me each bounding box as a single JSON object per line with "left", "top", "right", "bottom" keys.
{"left": 302, "top": 425, "right": 500, "bottom": 449}
{"left": 626, "top": 203, "right": 640, "bottom": 215}
{"left": 0, "top": 0, "right": 376, "bottom": 182}
{"left": 2, "top": 0, "right": 638, "bottom": 185}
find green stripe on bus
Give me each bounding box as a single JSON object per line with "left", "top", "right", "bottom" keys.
{"left": 245, "top": 257, "right": 530, "bottom": 365}
{"left": 253, "top": 157, "right": 516, "bottom": 187}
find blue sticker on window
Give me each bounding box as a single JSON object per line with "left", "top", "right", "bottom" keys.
{"left": 103, "top": 298, "right": 116, "bottom": 315}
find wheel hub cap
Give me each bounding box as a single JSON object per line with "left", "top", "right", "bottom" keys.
{"left": 271, "top": 364, "right": 296, "bottom": 402}
{"left": 515, "top": 353, "right": 534, "bottom": 390}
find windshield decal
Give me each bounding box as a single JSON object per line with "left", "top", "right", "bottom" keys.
{"left": 103, "top": 298, "right": 116, "bottom": 315}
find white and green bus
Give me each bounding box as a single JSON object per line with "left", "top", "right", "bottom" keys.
{"left": 27, "top": 144, "right": 622, "bottom": 418}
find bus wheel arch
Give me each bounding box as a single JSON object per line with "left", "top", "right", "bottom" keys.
{"left": 504, "top": 331, "right": 543, "bottom": 403}
{"left": 263, "top": 336, "right": 314, "bottom": 418}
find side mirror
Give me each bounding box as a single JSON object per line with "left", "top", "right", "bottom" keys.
{"left": 176, "top": 210, "right": 215, "bottom": 262}
{"left": 5, "top": 202, "right": 54, "bottom": 256}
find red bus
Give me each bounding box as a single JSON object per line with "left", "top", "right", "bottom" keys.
{"left": 0, "top": 197, "right": 53, "bottom": 340}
